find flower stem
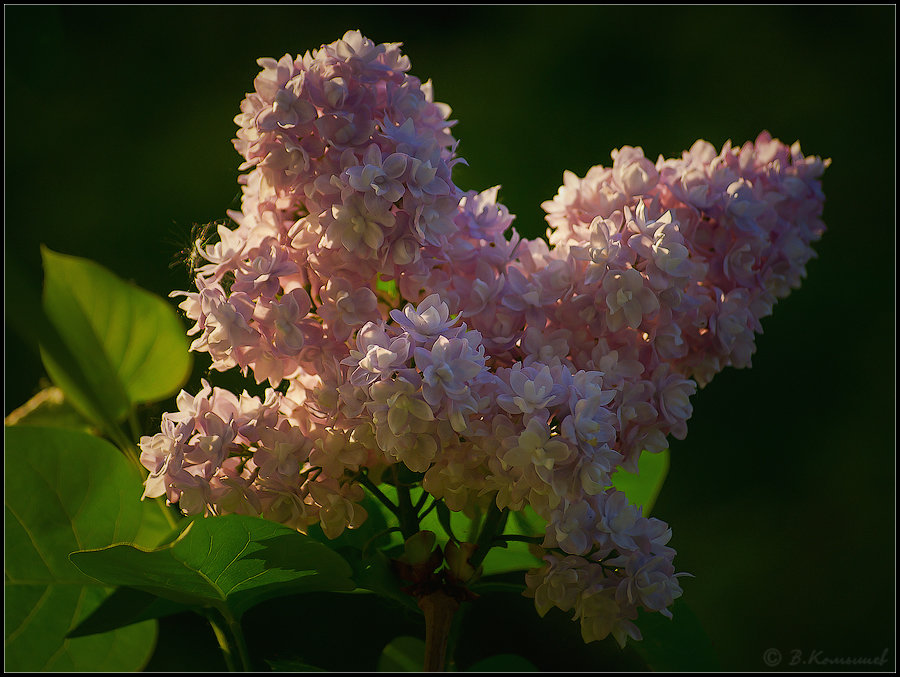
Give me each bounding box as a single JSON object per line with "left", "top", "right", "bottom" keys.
{"left": 413, "top": 488, "right": 430, "bottom": 514}
{"left": 470, "top": 502, "right": 509, "bottom": 568}
{"left": 155, "top": 496, "right": 179, "bottom": 531}
{"left": 417, "top": 589, "right": 460, "bottom": 672}
{"left": 356, "top": 471, "right": 400, "bottom": 517}
{"left": 206, "top": 609, "right": 252, "bottom": 671}
{"left": 105, "top": 422, "right": 145, "bottom": 475}
{"left": 205, "top": 610, "right": 238, "bottom": 672}
{"left": 224, "top": 611, "right": 253, "bottom": 671}
{"left": 392, "top": 465, "right": 418, "bottom": 539}
{"left": 492, "top": 534, "right": 542, "bottom": 545}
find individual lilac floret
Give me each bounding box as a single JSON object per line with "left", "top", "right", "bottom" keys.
{"left": 496, "top": 362, "right": 568, "bottom": 420}
{"left": 344, "top": 321, "right": 412, "bottom": 386}
{"left": 390, "top": 293, "right": 460, "bottom": 344}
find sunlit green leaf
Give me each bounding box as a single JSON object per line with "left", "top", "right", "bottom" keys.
{"left": 375, "top": 274, "right": 400, "bottom": 305}
{"left": 611, "top": 448, "right": 670, "bottom": 515}
{"left": 70, "top": 514, "right": 355, "bottom": 619}
{"left": 479, "top": 541, "right": 542, "bottom": 576}
{"left": 4, "top": 426, "right": 168, "bottom": 671}
{"left": 40, "top": 247, "right": 191, "bottom": 426}
{"left": 478, "top": 505, "right": 545, "bottom": 575}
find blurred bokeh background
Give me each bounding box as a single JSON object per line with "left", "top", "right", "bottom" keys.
{"left": 5, "top": 5, "right": 895, "bottom": 671}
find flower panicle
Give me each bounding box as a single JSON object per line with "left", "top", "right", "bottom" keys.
{"left": 143, "top": 30, "right": 828, "bottom": 647}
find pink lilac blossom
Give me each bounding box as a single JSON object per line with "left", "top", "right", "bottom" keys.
{"left": 143, "top": 30, "right": 828, "bottom": 647}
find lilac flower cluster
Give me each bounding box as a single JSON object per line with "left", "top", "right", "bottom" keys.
{"left": 140, "top": 31, "right": 828, "bottom": 645}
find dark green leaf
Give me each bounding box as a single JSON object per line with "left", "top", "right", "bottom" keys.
{"left": 40, "top": 247, "right": 191, "bottom": 426}
{"left": 241, "top": 590, "right": 422, "bottom": 672}
{"left": 630, "top": 598, "right": 721, "bottom": 671}
{"left": 453, "top": 584, "right": 646, "bottom": 672}
{"left": 4, "top": 426, "right": 169, "bottom": 671}
{"left": 70, "top": 514, "right": 355, "bottom": 619}
{"left": 343, "top": 550, "right": 421, "bottom": 615}
{"left": 378, "top": 635, "right": 426, "bottom": 672}
{"left": 466, "top": 653, "right": 538, "bottom": 671}
{"left": 267, "top": 658, "right": 328, "bottom": 671}
{"left": 611, "top": 448, "right": 670, "bottom": 515}
{"left": 67, "top": 587, "right": 189, "bottom": 638}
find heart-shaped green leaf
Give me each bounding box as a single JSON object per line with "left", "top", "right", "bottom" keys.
{"left": 4, "top": 425, "right": 170, "bottom": 671}
{"left": 66, "top": 587, "right": 189, "bottom": 638}
{"left": 611, "top": 448, "right": 670, "bottom": 515}
{"left": 70, "top": 514, "right": 356, "bottom": 619}
{"left": 40, "top": 246, "right": 192, "bottom": 426}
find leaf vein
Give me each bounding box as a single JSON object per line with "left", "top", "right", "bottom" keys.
{"left": 5, "top": 584, "right": 52, "bottom": 645}
{"left": 5, "top": 502, "right": 55, "bottom": 577}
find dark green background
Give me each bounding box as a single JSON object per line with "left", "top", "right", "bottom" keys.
{"left": 5, "top": 5, "right": 895, "bottom": 671}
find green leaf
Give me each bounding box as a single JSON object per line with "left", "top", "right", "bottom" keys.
{"left": 509, "top": 505, "right": 545, "bottom": 537}
{"left": 479, "top": 505, "right": 545, "bottom": 576}
{"left": 384, "top": 486, "right": 543, "bottom": 577}
{"left": 344, "top": 550, "right": 421, "bottom": 615}
{"left": 4, "top": 425, "right": 169, "bottom": 671}
{"left": 4, "top": 386, "right": 94, "bottom": 432}
{"left": 5, "top": 252, "right": 126, "bottom": 430}
{"left": 66, "top": 518, "right": 188, "bottom": 638}
{"left": 306, "top": 486, "right": 417, "bottom": 613}
{"left": 453, "top": 583, "right": 646, "bottom": 672}
{"left": 375, "top": 274, "right": 400, "bottom": 305}
{"left": 70, "top": 514, "right": 356, "bottom": 619}
{"left": 66, "top": 587, "right": 189, "bottom": 638}
{"left": 630, "top": 599, "right": 721, "bottom": 671}
{"left": 479, "top": 540, "right": 542, "bottom": 576}
{"left": 611, "top": 448, "right": 670, "bottom": 515}
{"left": 466, "top": 653, "right": 538, "bottom": 671}
{"left": 267, "top": 658, "right": 328, "bottom": 671}
{"left": 416, "top": 493, "right": 469, "bottom": 544}
{"left": 40, "top": 246, "right": 191, "bottom": 426}
{"left": 378, "top": 635, "right": 426, "bottom": 672}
